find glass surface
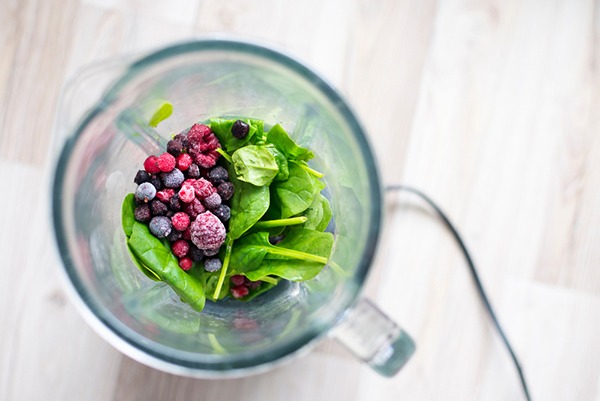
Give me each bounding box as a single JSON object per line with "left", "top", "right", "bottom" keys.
{"left": 52, "top": 40, "right": 383, "bottom": 375}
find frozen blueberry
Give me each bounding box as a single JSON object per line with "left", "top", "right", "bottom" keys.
{"left": 203, "top": 192, "right": 221, "bottom": 210}
{"left": 188, "top": 246, "right": 204, "bottom": 263}
{"left": 217, "top": 182, "right": 234, "bottom": 201}
{"left": 231, "top": 120, "right": 249, "bottom": 139}
{"left": 134, "top": 204, "right": 152, "bottom": 223}
{"left": 167, "top": 139, "right": 183, "bottom": 157}
{"left": 169, "top": 194, "right": 182, "bottom": 212}
{"left": 213, "top": 204, "right": 230, "bottom": 222}
{"left": 150, "top": 199, "right": 168, "bottom": 216}
{"left": 149, "top": 175, "right": 163, "bottom": 191}
{"left": 202, "top": 247, "right": 220, "bottom": 257}
{"left": 204, "top": 258, "right": 222, "bottom": 273}
{"left": 187, "top": 163, "right": 200, "bottom": 178}
{"left": 161, "top": 168, "right": 184, "bottom": 188}
{"left": 134, "top": 170, "right": 151, "bottom": 185}
{"left": 135, "top": 182, "right": 156, "bottom": 203}
{"left": 208, "top": 166, "right": 228, "bottom": 184}
{"left": 149, "top": 216, "right": 172, "bottom": 238}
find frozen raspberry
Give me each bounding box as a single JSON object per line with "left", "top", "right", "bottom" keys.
{"left": 189, "top": 246, "right": 204, "bottom": 263}
{"left": 202, "top": 247, "right": 220, "bottom": 257}
{"left": 149, "top": 216, "right": 172, "bottom": 238}
{"left": 182, "top": 227, "right": 192, "bottom": 240}
{"left": 208, "top": 166, "right": 228, "bottom": 184}
{"left": 231, "top": 275, "right": 246, "bottom": 286}
{"left": 232, "top": 120, "right": 250, "bottom": 139}
{"left": 161, "top": 168, "right": 184, "bottom": 188}
{"left": 134, "top": 170, "right": 151, "bottom": 185}
{"left": 192, "top": 178, "right": 215, "bottom": 199}
{"left": 149, "top": 175, "right": 162, "bottom": 191}
{"left": 231, "top": 285, "right": 249, "bottom": 299}
{"left": 184, "top": 198, "right": 205, "bottom": 219}
{"left": 204, "top": 258, "right": 222, "bottom": 273}
{"left": 167, "top": 229, "right": 182, "bottom": 242}
{"left": 213, "top": 204, "right": 230, "bottom": 222}
{"left": 156, "top": 188, "right": 175, "bottom": 203}
{"left": 187, "top": 124, "right": 221, "bottom": 168}
{"left": 190, "top": 211, "right": 226, "bottom": 250}
{"left": 143, "top": 155, "right": 160, "bottom": 174}
{"left": 171, "top": 212, "right": 190, "bottom": 231}
{"left": 176, "top": 153, "right": 193, "bottom": 171}
{"left": 169, "top": 194, "right": 182, "bottom": 211}
{"left": 135, "top": 182, "right": 156, "bottom": 203}
{"left": 247, "top": 280, "right": 262, "bottom": 290}
{"left": 187, "top": 163, "right": 200, "bottom": 178}
{"left": 194, "top": 151, "right": 219, "bottom": 169}
{"left": 150, "top": 199, "right": 168, "bottom": 216}
{"left": 178, "top": 184, "right": 195, "bottom": 203}
{"left": 203, "top": 192, "right": 221, "bottom": 210}
{"left": 157, "top": 152, "right": 176, "bottom": 172}
{"left": 217, "top": 182, "right": 234, "bottom": 201}
{"left": 171, "top": 239, "right": 190, "bottom": 258}
{"left": 167, "top": 139, "right": 183, "bottom": 157}
{"left": 134, "top": 204, "right": 152, "bottom": 223}
{"left": 179, "top": 257, "right": 193, "bottom": 271}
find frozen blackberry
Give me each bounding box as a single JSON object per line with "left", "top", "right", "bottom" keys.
{"left": 174, "top": 133, "right": 189, "bottom": 149}
{"left": 213, "top": 204, "right": 230, "bottom": 222}
{"left": 189, "top": 246, "right": 204, "bottom": 263}
{"left": 217, "top": 181, "right": 234, "bottom": 201}
{"left": 231, "top": 120, "right": 249, "bottom": 139}
{"left": 167, "top": 139, "right": 183, "bottom": 157}
{"left": 203, "top": 192, "right": 221, "bottom": 210}
{"left": 134, "top": 170, "right": 151, "bottom": 185}
{"left": 187, "top": 163, "right": 200, "bottom": 178}
{"left": 135, "top": 182, "right": 156, "bottom": 203}
{"left": 208, "top": 166, "right": 228, "bottom": 184}
{"left": 161, "top": 168, "right": 184, "bottom": 188}
{"left": 203, "top": 247, "right": 220, "bottom": 257}
{"left": 150, "top": 199, "right": 168, "bottom": 216}
{"left": 204, "top": 258, "right": 222, "bottom": 273}
{"left": 134, "top": 204, "right": 152, "bottom": 223}
{"left": 169, "top": 194, "right": 182, "bottom": 211}
{"left": 168, "top": 229, "right": 183, "bottom": 242}
{"left": 149, "top": 216, "right": 172, "bottom": 238}
{"left": 149, "top": 175, "right": 162, "bottom": 191}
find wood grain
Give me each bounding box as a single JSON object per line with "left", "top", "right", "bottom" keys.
{"left": 1, "top": 0, "right": 599, "bottom": 400}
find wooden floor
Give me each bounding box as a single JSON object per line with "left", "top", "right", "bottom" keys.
{"left": 2, "top": 0, "right": 599, "bottom": 400}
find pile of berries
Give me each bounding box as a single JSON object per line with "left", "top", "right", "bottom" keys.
{"left": 132, "top": 123, "right": 235, "bottom": 273}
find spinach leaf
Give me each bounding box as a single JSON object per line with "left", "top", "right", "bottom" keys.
{"left": 210, "top": 118, "right": 263, "bottom": 152}
{"left": 128, "top": 222, "right": 206, "bottom": 312}
{"left": 228, "top": 232, "right": 272, "bottom": 272}
{"left": 122, "top": 193, "right": 136, "bottom": 237}
{"left": 265, "top": 144, "right": 289, "bottom": 181}
{"left": 232, "top": 145, "right": 279, "bottom": 186}
{"left": 228, "top": 168, "right": 270, "bottom": 240}
{"left": 301, "top": 193, "right": 332, "bottom": 232}
{"left": 272, "top": 161, "right": 316, "bottom": 218}
{"left": 148, "top": 102, "right": 173, "bottom": 127}
{"left": 266, "top": 124, "right": 314, "bottom": 161}
{"left": 241, "top": 280, "right": 279, "bottom": 301}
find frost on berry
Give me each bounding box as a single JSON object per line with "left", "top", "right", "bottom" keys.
{"left": 190, "top": 211, "right": 226, "bottom": 250}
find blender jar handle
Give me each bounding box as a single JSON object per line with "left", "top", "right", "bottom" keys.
{"left": 332, "top": 298, "right": 415, "bottom": 376}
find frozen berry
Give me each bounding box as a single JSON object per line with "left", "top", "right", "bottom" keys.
{"left": 157, "top": 152, "right": 176, "bottom": 173}
{"left": 171, "top": 239, "right": 190, "bottom": 258}
{"left": 208, "top": 166, "right": 228, "bottom": 184}
{"left": 179, "top": 257, "right": 193, "bottom": 271}
{"left": 150, "top": 199, "right": 168, "bottom": 216}
{"left": 231, "top": 275, "right": 246, "bottom": 286}
{"left": 190, "top": 211, "right": 226, "bottom": 250}
{"left": 182, "top": 227, "right": 192, "bottom": 240}
{"left": 217, "top": 182, "right": 234, "bottom": 201}
{"left": 168, "top": 229, "right": 182, "bottom": 242}
{"left": 204, "top": 258, "right": 222, "bottom": 272}
{"left": 178, "top": 184, "right": 195, "bottom": 203}
{"left": 187, "top": 124, "right": 221, "bottom": 168}
{"left": 187, "top": 163, "right": 200, "bottom": 178}
{"left": 166, "top": 210, "right": 174, "bottom": 218}
{"left": 231, "top": 285, "right": 249, "bottom": 299}
{"left": 174, "top": 133, "right": 189, "bottom": 149}
{"left": 192, "top": 178, "right": 215, "bottom": 199}
{"left": 135, "top": 182, "right": 156, "bottom": 203}
{"left": 149, "top": 216, "right": 172, "bottom": 238}
{"left": 184, "top": 198, "right": 205, "bottom": 219}
{"left": 171, "top": 212, "right": 190, "bottom": 231}
{"left": 203, "top": 192, "right": 221, "bottom": 210}
{"left": 167, "top": 139, "right": 183, "bottom": 157}
{"left": 149, "top": 175, "right": 162, "bottom": 191}
{"left": 134, "top": 170, "right": 151, "bottom": 185}
{"left": 195, "top": 151, "right": 219, "bottom": 169}
{"left": 213, "top": 204, "right": 231, "bottom": 222}
{"left": 189, "top": 246, "right": 204, "bottom": 263}
{"left": 231, "top": 120, "right": 249, "bottom": 139}
{"left": 156, "top": 188, "right": 175, "bottom": 203}
{"left": 247, "top": 280, "right": 262, "bottom": 290}
{"left": 176, "top": 153, "right": 193, "bottom": 171}
{"left": 143, "top": 155, "right": 160, "bottom": 174}
{"left": 161, "top": 168, "right": 184, "bottom": 188}
{"left": 134, "top": 204, "right": 152, "bottom": 223}
{"left": 169, "top": 194, "right": 182, "bottom": 211}
{"left": 203, "top": 247, "right": 220, "bottom": 257}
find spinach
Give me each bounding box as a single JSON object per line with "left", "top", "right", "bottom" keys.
{"left": 301, "top": 193, "right": 332, "bottom": 232}
{"left": 266, "top": 124, "right": 314, "bottom": 161}
{"left": 148, "top": 102, "right": 173, "bottom": 127}
{"left": 265, "top": 144, "right": 289, "bottom": 181}
{"left": 228, "top": 168, "right": 270, "bottom": 240}
{"left": 210, "top": 118, "right": 263, "bottom": 152}
{"left": 272, "top": 161, "right": 316, "bottom": 218}
{"left": 122, "top": 193, "right": 136, "bottom": 237}
{"left": 232, "top": 145, "right": 279, "bottom": 186}
{"left": 127, "top": 222, "right": 206, "bottom": 312}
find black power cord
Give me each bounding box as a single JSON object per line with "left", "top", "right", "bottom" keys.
{"left": 386, "top": 184, "right": 532, "bottom": 401}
